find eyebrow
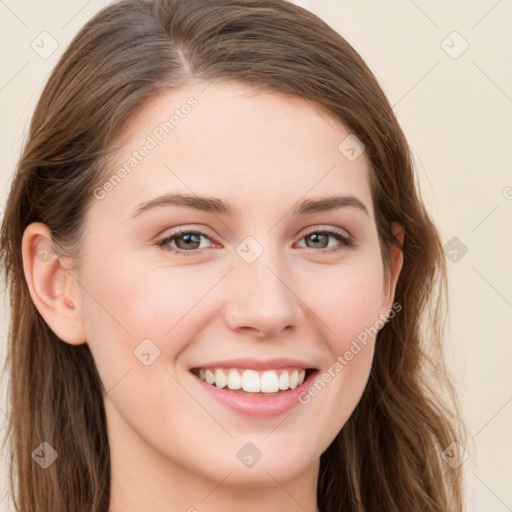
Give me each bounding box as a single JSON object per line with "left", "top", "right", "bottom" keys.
{"left": 132, "top": 192, "right": 369, "bottom": 218}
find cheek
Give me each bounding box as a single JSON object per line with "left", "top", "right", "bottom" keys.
{"left": 302, "top": 255, "right": 386, "bottom": 351}
{"left": 76, "top": 254, "right": 207, "bottom": 436}
{"left": 77, "top": 251, "right": 221, "bottom": 383}
{"left": 296, "top": 256, "right": 384, "bottom": 424}
{"left": 79, "top": 250, "right": 198, "bottom": 336}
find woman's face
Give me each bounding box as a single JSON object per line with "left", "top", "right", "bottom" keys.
{"left": 73, "top": 81, "right": 401, "bottom": 489}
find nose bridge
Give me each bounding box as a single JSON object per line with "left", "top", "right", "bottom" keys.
{"left": 224, "top": 235, "right": 303, "bottom": 336}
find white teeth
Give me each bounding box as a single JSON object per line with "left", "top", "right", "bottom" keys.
{"left": 227, "top": 369, "right": 242, "bottom": 390}
{"left": 205, "top": 369, "right": 215, "bottom": 385}
{"left": 260, "top": 371, "right": 279, "bottom": 393}
{"left": 289, "top": 369, "right": 299, "bottom": 389}
{"left": 194, "top": 367, "right": 309, "bottom": 393}
{"left": 242, "top": 369, "right": 261, "bottom": 392}
{"left": 278, "top": 371, "right": 289, "bottom": 390}
{"left": 214, "top": 369, "right": 227, "bottom": 388}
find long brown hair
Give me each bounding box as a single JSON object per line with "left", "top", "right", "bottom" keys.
{"left": 1, "top": 0, "right": 466, "bottom": 510}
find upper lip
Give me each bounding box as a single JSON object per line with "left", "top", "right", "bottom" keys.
{"left": 189, "top": 358, "right": 318, "bottom": 371}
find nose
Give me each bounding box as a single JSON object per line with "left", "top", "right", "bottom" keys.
{"left": 223, "top": 247, "right": 304, "bottom": 338}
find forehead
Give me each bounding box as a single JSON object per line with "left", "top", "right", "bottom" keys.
{"left": 95, "top": 80, "right": 373, "bottom": 219}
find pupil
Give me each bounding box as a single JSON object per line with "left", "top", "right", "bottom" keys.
{"left": 179, "top": 234, "right": 199, "bottom": 249}
{"left": 309, "top": 233, "right": 326, "bottom": 248}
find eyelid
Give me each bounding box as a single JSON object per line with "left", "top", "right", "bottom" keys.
{"left": 156, "top": 224, "right": 216, "bottom": 241}
{"left": 157, "top": 226, "right": 217, "bottom": 249}
{"left": 299, "top": 224, "right": 353, "bottom": 241}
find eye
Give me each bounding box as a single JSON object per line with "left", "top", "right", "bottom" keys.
{"left": 157, "top": 226, "right": 354, "bottom": 256}
{"left": 157, "top": 229, "right": 215, "bottom": 255}
{"left": 295, "top": 227, "right": 355, "bottom": 253}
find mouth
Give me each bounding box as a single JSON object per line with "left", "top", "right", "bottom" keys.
{"left": 189, "top": 367, "right": 317, "bottom": 396}
{"left": 188, "top": 358, "right": 319, "bottom": 417}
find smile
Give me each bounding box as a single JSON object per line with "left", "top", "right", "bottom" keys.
{"left": 189, "top": 362, "right": 319, "bottom": 417}
{"left": 191, "top": 367, "right": 312, "bottom": 394}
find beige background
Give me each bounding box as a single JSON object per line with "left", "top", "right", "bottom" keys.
{"left": 1, "top": 1, "right": 511, "bottom": 510}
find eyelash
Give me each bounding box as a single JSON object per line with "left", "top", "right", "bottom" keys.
{"left": 156, "top": 227, "right": 355, "bottom": 256}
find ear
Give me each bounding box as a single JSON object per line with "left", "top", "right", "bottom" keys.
{"left": 380, "top": 222, "right": 405, "bottom": 315}
{"left": 21, "top": 222, "right": 87, "bottom": 345}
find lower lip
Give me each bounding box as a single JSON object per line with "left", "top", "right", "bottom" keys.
{"left": 191, "top": 371, "right": 318, "bottom": 418}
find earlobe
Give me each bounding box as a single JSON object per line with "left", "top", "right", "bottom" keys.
{"left": 21, "top": 222, "right": 86, "bottom": 345}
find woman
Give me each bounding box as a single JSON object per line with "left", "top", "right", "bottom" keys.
{"left": 0, "top": 0, "right": 466, "bottom": 510}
